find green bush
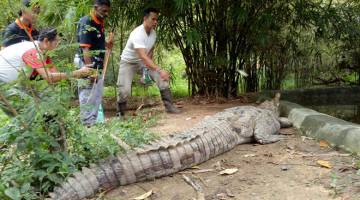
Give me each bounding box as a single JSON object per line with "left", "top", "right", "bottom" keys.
{"left": 0, "top": 81, "right": 157, "bottom": 200}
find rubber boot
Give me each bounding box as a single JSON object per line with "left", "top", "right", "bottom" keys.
{"left": 116, "top": 101, "right": 127, "bottom": 118}
{"left": 160, "top": 89, "right": 181, "bottom": 114}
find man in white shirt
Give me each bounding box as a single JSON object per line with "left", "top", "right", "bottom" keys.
{"left": 116, "top": 8, "right": 180, "bottom": 117}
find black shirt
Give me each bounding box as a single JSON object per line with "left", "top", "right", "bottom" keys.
{"left": 77, "top": 14, "right": 106, "bottom": 69}
{"left": 2, "top": 19, "right": 39, "bottom": 47}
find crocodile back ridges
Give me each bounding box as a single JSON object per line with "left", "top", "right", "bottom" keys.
{"left": 49, "top": 106, "right": 275, "bottom": 200}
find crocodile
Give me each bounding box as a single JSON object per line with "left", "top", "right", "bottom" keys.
{"left": 49, "top": 93, "right": 291, "bottom": 200}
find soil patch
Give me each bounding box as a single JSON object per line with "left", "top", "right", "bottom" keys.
{"left": 103, "top": 98, "right": 359, "bottom": 200}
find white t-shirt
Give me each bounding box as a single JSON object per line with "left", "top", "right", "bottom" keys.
{"left": 121, "top": 24, "right": 156, "bottom": 63}
{"left": 0, "top": 41, "right": 38, "bottom": 83}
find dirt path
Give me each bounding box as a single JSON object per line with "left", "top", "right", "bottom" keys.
{"left": 104, "top": 99, "right": 359, "bottom": 200}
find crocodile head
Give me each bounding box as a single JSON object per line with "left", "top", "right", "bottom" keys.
{"left": 257, "top": 93, "right": 280, "bottom": 117}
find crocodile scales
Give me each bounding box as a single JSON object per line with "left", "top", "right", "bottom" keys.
{"left": 49, "top": 93, "right": 291, "bottom": 200}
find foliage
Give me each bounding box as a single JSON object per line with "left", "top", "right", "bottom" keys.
{"left": 0, "top": 0, "right": 359, "bottom": 199}
{"left": 1, "top": 0, "right": 360, "bottom": 96}
{"left": 0, "top": 79, "right": 156, "bottom": 199}
{"left": 129, "top": 0, "right": 360, "bottom": 95}
{"left": 0, "top": 109, "right": 9, "bottom": 127}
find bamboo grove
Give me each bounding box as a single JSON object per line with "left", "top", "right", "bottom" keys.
{"left": 153, "top": 0, "right": 360, "bottom": 96}
{"left": 0, "top": 0, "right": 355, "bottom": 97}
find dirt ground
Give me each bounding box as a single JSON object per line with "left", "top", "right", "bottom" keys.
{"left": 103, "top": 98, "right": 360, "bottom": 200}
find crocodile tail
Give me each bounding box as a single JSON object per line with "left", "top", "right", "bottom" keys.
{"left": 49, "top": 113, "right": 252, "bottom": 200}
{"left": 49, "top": 157, "right": 121, "bottom": 200}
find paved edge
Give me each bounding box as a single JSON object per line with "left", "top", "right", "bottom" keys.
{"left": 280, "top": 101, "right": 360, "bottom": 155}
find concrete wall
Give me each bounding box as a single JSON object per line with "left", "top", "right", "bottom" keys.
{"left": 280, "top": 101, "right": 360, "bottom": 154}
{"left": 262, "top": 86, "right": 360, "bottom": 106}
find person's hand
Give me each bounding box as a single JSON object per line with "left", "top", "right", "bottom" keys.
{"left": 106, "top": 33, "right": 114, "bottom": 50}
{"left": 158, "top": 69, "right": 170, "bottom": 81}
{"left": 106, "top": 41, "right": 113, "bottom": 50}
{"left": 73, "top": 67, "right": 96, "bottom": 78}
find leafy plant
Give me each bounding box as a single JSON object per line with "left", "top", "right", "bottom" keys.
{"left": 0, "top": 78, "right": 156, "bottom": 199}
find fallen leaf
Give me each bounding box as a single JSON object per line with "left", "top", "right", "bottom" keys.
{"left": 216, "top": 193, "right": 227, "bottom": 200}
{"left": 317, "top": 160, "right": 332, "bottom": 169}
{"left": 244, "top": 154, "right": 256, "bottom": 158}
{"left": 219, "top": 168, "right": 238, "bottom": 175}
{"left": 133, "top": 190, "right": 153, "bottom": 200}
{"left": 319, "top": 140, "right": 330, "bottom": 148}
{"left": 186, "top": 117, "right": 192, "bottom": 121}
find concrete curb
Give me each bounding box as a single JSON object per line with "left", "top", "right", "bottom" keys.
{"left": 280, "top": 101, "right": 360, "bottom": 155}
{"left": 262, "top": 86, "right": 360, "bottom": 106}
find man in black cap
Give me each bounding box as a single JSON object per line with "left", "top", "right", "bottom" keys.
{"left": 1, "top": 0, "right": 40, "bottom": 48}
{"left": 75, "top": 0, "right": 113, "bottom": 126}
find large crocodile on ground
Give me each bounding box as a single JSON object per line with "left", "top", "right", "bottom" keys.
{"left": 49, "top": 93, "right": 291, "bottom": 200}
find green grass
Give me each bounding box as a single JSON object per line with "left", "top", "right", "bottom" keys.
{"left": 77, "top": 112, "right": 159, "bottom": 157}
{"left": 160, "top": 48, "right": 188, "bottom": 98}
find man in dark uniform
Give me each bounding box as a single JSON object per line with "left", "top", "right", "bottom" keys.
{"left": 2, "top": 0, "right": 40, "bottom": 48}
{"left": 74, "top": 0, "right": 113, "bottom": 126}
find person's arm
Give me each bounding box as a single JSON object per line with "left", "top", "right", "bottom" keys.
{"left": 81, "top": 46, "right": 93, "bottom": 65}
{"left": 148, "top": 47, "right": 154, "bottom": 59}
{"left": 35, "top": 67, "right": 93, "bottom": 84}
{"left": 105, "top": 33, "right": 114, "bottom": 50}
{"left": 135, "top": 48, "right": 170, "bottom": 81}
{"left": 135, "top": 48, "right": 159, "bottom": 71}
{"left": 78, "top": 20, "right": 95, "bottom": 66}
{"left": 132, "top": 33, "right": 169, "bottom": 80}
{"left": 133, "top": 34, "right": 158, "bottom": 71}
{"left": 22, "top": 49, "right": 93, "bottom": 83}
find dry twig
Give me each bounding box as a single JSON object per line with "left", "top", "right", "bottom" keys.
{"left": 110, "top": 133, "right": 131, "bottom": 151}
{"left": 182, "top": 175, "right": 205, "bottom": 200}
